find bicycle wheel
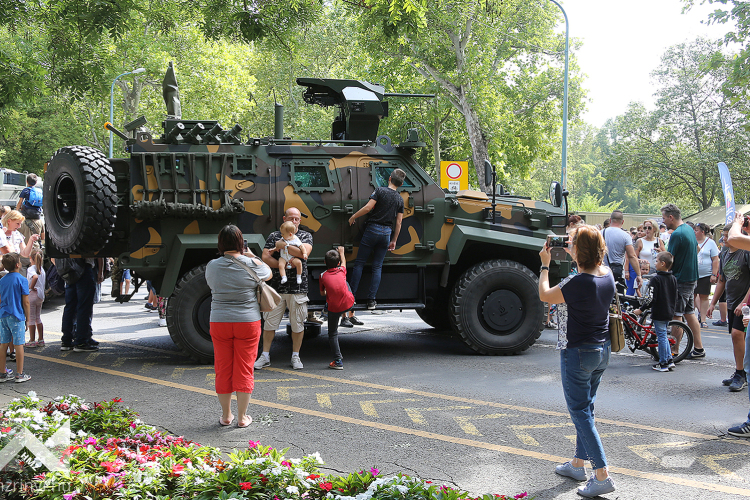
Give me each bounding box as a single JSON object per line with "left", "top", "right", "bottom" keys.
{"left": 648, "top": 320, "right": 693, "bottom": 363}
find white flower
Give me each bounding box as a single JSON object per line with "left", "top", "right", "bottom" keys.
{"left": 290, "top": 458, "right": 301, "bottom": 465}
{"left": 286, "top": 486, "right": 299, "bottom": 494}
{"left": 26, "top": 391, "right": 37, "bottom": 398}
{"left": 395, "top": 485, "right": 408, "bottom": 494}
{"left": 255, "top": 457, "right": 268, "bottom": 464}
{"left": 310, "top": 452, "right": 324, "bottom": 464}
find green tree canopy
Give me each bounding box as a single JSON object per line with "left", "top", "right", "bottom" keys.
{"left": 603, "top": 38, "right": 750, "bottom": 212}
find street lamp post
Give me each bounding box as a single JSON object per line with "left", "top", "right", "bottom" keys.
{"left": 109, "top": 67, "right": 146, "bottom": 159}
{"left": 547, "top": 0, "right": 569, "bottom": 192}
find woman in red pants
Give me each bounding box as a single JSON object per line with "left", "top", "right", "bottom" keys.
{"left": 205, "top": 225, "right": 271, "bottom": 428}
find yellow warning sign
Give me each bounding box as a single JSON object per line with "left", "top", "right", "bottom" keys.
{"left": 440, "top": 161, "right": 469, "bottom": 192}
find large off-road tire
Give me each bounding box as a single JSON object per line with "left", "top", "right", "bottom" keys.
{"left": 450, "top": 260, "right": 543, "bottom": 355}
{"left": 416, "top": 289, "right": 451, "bottom": 329}
{"left": 44, "top": 146, "right": 117, "bottom": 255}
{"left": 167, "top": 264, "right": 214, "bottom": 364}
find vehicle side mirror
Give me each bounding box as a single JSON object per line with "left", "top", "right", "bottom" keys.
{"left": 549, "top": 181, "right": 563, "bottom": 208}
{"left": 484, "top": 160, "right": 493, "bottom": 187}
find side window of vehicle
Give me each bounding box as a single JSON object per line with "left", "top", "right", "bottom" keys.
{"left": 370, "top": 161, "right": 420, "bottom": 193}
{"left": 283, "top": 158, "right": 335, "bottom": 193}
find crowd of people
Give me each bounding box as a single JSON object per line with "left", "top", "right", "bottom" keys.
{"left": 0, "top": 174, "right": 45, "bottom": 384}
{"left": 538, "top": 204, "right": 750, "bottom": 497}
{"left": 205, "top": 169, "right": 405, "bottom": 428}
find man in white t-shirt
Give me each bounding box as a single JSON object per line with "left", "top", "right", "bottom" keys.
{"left": 602, "top": 210, "right": 642, "bottom": 287}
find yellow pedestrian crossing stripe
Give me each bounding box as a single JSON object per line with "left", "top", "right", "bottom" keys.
{"left": 276, "top": 385, "right": 335, "bottom": 402}
{"left": 454, "top": 413, "right": 517, "bottom": 436}
{"left": 404, "top": 406, "right": 474, "bottom": 425}
{"left": 509, "top": 423, "right": 575, "bottom": 446}
{"left": 316, "top": 392, "right": 381, "bottom": 409}
{"left": 359, "top": 399, "right": 422, "bottom": 418}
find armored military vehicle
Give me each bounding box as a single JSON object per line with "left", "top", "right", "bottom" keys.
{"left": 44, "top": 64, "right": 570, "bottom": 363}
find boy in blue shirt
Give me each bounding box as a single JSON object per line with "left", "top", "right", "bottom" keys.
{"left": 0, "top": 253, "right": 30, "bottom": 382}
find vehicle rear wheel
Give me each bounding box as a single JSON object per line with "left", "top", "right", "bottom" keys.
{"left": 167, "top": 264, "right": 214, "bottom": 364}
{"left": 648, "top": 320, "right": 693, "bottom": 364}
{"left": 450, "top": 259, "right": 543, "bottom": 355}
{"left": 43, "top": 146, "right": 117, "bottom": 255}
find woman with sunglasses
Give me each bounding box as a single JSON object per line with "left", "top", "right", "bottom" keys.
{"left": 635, "top": 219, "right": 666, "bottom": 274}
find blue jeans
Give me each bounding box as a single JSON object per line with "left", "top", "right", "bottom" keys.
{"left": 61, "top": 266, "right": 96, "bottom": 346}
{"left": 560, "top": 342, "right": 610, "bottom": 469}
{"left": 349, "top": 224, "right": 391, "bottom": 300}
{"left": 653, "top": 319, "right": 672, "bottom": 366}
{"left": 744, "top": 327, "right": 750, "bottom": 423}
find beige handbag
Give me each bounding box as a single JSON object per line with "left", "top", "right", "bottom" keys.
{"left": 229, "top": 256, "right": 282, "bottom": 312}
{"left": 609, "top": 293, "right": 625, "bottom": 352}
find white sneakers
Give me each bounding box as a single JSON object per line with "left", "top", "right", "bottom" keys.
{"left": 254, "top": 353, "right": 304, "bottom": 370}
{"left": 254, "top": 355, "right": 271, "bottom": 369}
{"left": 290, "top": 354, "right": 303, "bottom": 370}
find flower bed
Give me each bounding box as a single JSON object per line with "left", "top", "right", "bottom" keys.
{"left": 0, "top": 392, "right": 530, "bottom": 500}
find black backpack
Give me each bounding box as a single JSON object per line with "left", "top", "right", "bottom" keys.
{"left": 55, "top": 258, "right": 85, "bottom": 285}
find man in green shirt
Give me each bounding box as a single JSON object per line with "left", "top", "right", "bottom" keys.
{"left": 662, "top": 203, "right": 704, "bottom": 358}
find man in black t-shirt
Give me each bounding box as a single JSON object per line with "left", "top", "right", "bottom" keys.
{"left": 347, "top": 169, "right": 405, "bottom": 312}
{"left": 255, "top": 207, "right": 313, "bottom": 371}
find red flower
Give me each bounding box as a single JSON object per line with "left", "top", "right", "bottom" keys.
{"left": 319, "top": 482, "right": 333, "bottom": 491}
{"left": 240, "top": 482, "right": 253, "bottom": 490}
{"left": 1, "top": 427, "right": 11, "bottom": 433}
{"left": 306, "top": 474, "right": 321, "bottom": 480}
{"left": 112, "top": 398, "right": 123, "bottom": 403}
{"left": 171, "top": 464, "right": 184, "bottom": 476}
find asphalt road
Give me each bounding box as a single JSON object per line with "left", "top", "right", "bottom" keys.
{"left": 2, "top": 283, "right": 750, "bottom": 499}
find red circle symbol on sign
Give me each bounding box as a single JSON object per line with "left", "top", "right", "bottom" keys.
{"left": 446, "top": 163, "right": 462, "bottom": 179}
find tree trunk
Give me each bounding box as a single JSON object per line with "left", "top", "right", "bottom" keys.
{"left": 456, "top": 88, "right": 488, "bottom": 190}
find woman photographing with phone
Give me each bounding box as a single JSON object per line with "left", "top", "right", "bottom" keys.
{"left": 538, "top": 225, "right": 616, "bottom": 497}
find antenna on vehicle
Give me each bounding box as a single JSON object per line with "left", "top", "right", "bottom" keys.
{"left": 484, "top": 160, "right": 496, "bottom": 222}
{"left": 273, "top": 90, "right": 283, "bottom": 140}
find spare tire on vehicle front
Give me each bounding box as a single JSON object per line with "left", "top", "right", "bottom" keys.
{"left": 44, "top": 146, "right": 117, "bottom": 255}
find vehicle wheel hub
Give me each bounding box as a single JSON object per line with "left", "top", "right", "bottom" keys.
{"left": 482, "top": 290, "right": 523, "bottom": 332}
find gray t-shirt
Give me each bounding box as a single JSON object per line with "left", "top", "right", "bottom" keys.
{"left": 205, "top": 255, "right": 272, "bottom": 323}
{"left": 719, "top": 249, "right": 750, "bottom": 309}
{"left": 603, "top": 227, "right": 633, "bottom": 267}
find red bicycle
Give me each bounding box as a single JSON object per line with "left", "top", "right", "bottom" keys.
{"left": 619, "top": 294, "right": 694, "bottom": 363}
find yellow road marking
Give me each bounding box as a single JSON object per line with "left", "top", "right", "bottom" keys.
{"left": 255, "top": 379, "right": 300, "bottom": 382}
{"left": 509, "top": 423, "right": 575, "bottom": 446}
{"left": 404, "top": 406, "right": 473, "bottom": 425}
{"left": 22, "top": 353, "right": 750, "bottom": 497}
{"left": 112, "top": 356, "right": 171, "bottom": 368}
{"left": 454, "top": 414, "right": 516, "bottom": 436}
{"left": 628, "top": 442, "right": 696, "bottom": 466}
{"left": 360, "top": 399, "right": 422, "bottom": 418}
{"left": 316, "top": 392, "right": 381, "bottom": 409}
{"left": 206, "top": 373, "right": 215, "bottom": 383}
{"left": 264, "top": 368, "right": 746, "bottom": 444}
{"left": 564, "top": 432, "right": 642, "bottom": 445}
{"left": 172, "top": 366, "right": 213, "bottom": 379}
{"left": 698, "top": 452, "right": 750, "bottom": 480}
{"left": 276, "top": 385, "right": 334, "bottom": 402}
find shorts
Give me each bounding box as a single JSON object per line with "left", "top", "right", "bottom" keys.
{"left": 695, "top": 276, "right": 712, "bottom": 295}
{"left": 0, "top": 316, "right": 25, "bottom": 345}
{"left": 720, "top": 290, "right": 726, "bottom": 303}
{"left": 262, "top": 293, "right": 309, "bottom": 333}
{"left": 728, "top": 308, "right": 746, "bottom": 334}
{"left": 122, "top": 269, "right": 131, "bottom": 280}
{"left": 675, "top": 281, "right": 696, "bottom": 316}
